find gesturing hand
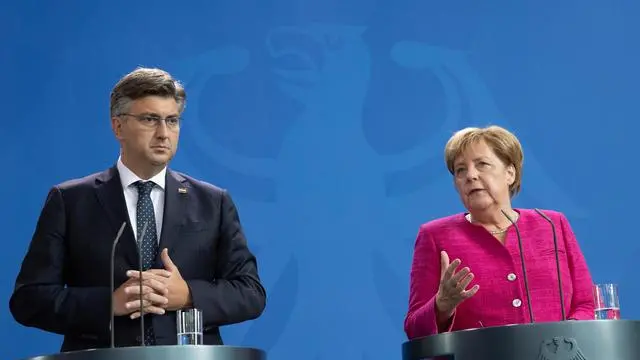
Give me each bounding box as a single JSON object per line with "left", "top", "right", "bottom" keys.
{"left": 435, "top": 251, "right": 479, "bottom": 317}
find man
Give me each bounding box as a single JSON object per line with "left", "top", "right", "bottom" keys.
{"left": 9, "top": 67, "right": 267, "bottom": 351}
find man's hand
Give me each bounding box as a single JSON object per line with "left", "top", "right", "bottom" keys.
{"left": 127, "top": 248, "right": 192, "bottom": 319}
{"left": 112, "top": 270, "right": 172, "bottom": 318}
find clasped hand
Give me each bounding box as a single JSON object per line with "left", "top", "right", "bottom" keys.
{"left": 112, "top": 248, "right": 191, "bottom": 319}
{"left": 435, "top": 251, "right": 479, "bottom": 317}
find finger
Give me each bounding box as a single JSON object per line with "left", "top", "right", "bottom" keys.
{"left": 146, "top": 269, "right": 172, "bottom": 278}
{"left": 125, "top": 299, "right": 153, "bottom": 310}
{"left": 143, "top": 306, "right": 166, "bottom": 316}
{"left": 126, "top": 269, "right": 172, "bottom": 280}
{"left": 451, "top": 267, "right": 471, "bottom": 283}
{"left": 125, "top": 287, "right": 168, "bottom": 305}
{"left": 124, "top": 284, "right": 156, "bottom": 296}
{"left": 461, "top": 284, "right": 480, "bottom": 298}
{"left": 130, "top": 306, "right": 166, "bottom": 319}
{"left": 125, "top": 273, "right": 170, "bottom": 291}
{"left": 125, "top": 270, "right": 143, "bottom": 279}
{"left": 125, "top": 284, "right": 168, "bottom": 298}
{"left": 124, "top": 278, "right": 168, "bottom": 297}
{"left": 143, "top": 292, "right": 169, "bottom": 306}
{"left": 440, "top": 251, "right": 450, "bottom": 275}
{"left": 456, "top": 272, "right": 475, "bottom": 291}
{"left": 161, "top": 248, "right": 177, "bottom": 271}
{"left": 443, "top": 258, "right": 462, "bottom": 280}
{"left": 142, "top": 278, "right": 169, "bottom": 294}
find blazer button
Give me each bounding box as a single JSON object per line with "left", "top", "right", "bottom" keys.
{"left": 507, "top": 273, "right": 517, "bottom": 281}
{"left": 512, "top": 299, "right": 522, "bottom": 307}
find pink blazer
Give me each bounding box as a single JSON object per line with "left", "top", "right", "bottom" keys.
{"left": 404, "top": 208, "right": 595, "bottom": 339}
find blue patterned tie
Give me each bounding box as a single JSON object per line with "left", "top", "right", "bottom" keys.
{"left": 135, "top": 180, "right": 158, "bottom": 345}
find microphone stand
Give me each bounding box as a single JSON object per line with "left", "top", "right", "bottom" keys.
{"left": 138, "top": 221, "right": 149, "bottom": 347}
{"left": 501, "top": 209, "right": 535, "bottom": 323}
{"left": 534, "top": 208, "right": 566, "bottom": 321}
{"left": 109, "top": 221, "right": 128, "bottom": 348}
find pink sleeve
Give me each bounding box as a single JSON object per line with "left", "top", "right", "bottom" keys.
{"left": 560, "top": 213, "right": 595, "bottom": 320}
{"left": 404, "top": 226, "right": 456, "bottom": 339}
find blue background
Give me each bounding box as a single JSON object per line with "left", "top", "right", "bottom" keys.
{"left": 2, "top": 1, "right": 638, "bottom": 359}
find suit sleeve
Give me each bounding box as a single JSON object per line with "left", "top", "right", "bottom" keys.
{"left": 404, "top": 226, "right": 456, "bottom": 339}
{"left": 186, "top": 190, "right": 266, "bottom": 327}
{"left": 560, "top": 213, "right": 595, "bottom": 320}
{"left": 9, "top": 187, "right": 112, "bottom": 336}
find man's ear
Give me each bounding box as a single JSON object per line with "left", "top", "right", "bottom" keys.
{"left": 111, "top": 116, "right": 124, "bottom": 140}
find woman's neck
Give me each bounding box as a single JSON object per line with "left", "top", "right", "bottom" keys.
{"left": 468, "top": 207, "right": 518, "bottom": 229}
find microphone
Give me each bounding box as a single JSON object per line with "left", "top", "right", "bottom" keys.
{"left": 501, "top": 209, "right": 535, "bottom": 323}
{"left": 109, "top": 221, "right": 128, "bottom": 348}
{"left": 137, "top": 221, "right": 149, "bottom": 347}
{"left": 534, "top": 208, "right": 566, "bottom": 321}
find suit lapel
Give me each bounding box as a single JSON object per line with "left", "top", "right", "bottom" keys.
{"left": 155, "top": 169, "right": 188, "bottom": 266}
{"left": 94, "top": 166, "right": 139, "bottom": 267}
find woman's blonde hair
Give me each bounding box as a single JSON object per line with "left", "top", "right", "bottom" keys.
{"left": 444, "top": 125, "right": 524, "bottom": 197}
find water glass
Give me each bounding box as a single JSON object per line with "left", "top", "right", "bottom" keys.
{"left": 176, "top": 308, "right": 203, "bottom": 345}
{"left": 593, "top": 283, "right": 620, "bottom": 320}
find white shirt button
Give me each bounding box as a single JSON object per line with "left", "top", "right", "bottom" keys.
{"left": 507, "top": 273, "right": 517, "bottom": 281}
{"left": 512, "top": 299, "right": 522, "bottom": 307}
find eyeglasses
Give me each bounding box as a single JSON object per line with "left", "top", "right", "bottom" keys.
{"left": 118, "top": 113, "right": 181, "bottom": 130}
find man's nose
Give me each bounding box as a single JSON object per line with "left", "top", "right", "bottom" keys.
{"left": 155, "top": 121, "right": 169, "bottom": 138}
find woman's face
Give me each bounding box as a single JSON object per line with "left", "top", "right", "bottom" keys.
{"left": 452, "top": 140, "right": 515, "bottom": 213}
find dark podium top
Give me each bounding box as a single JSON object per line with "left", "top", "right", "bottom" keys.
{"left": 21, "top": 345, "right": 266, "bottom": 360}
{"left": 402, "top": 320, "right": 640, "bottom": 360}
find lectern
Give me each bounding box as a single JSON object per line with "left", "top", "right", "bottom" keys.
{"left": 402, "top": 320, "right": 640, "bottom": 360}
{"left": 21, "top": 345, "right": 266, "bottom": 360}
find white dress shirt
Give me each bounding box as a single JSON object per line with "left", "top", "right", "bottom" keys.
{"left": 117, "top": 156, "right": 166, "bottom": 243}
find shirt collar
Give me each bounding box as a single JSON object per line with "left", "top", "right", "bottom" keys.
{"left": 117, "top": 156, "right": 167, "bottom": 191}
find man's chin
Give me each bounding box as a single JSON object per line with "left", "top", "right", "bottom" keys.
{"left": 148, "top": 154, "right": 173, "bottom": 167}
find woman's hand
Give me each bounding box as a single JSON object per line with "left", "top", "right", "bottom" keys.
{"left": 435, "top": 251, "right": 479, "bottom": 318}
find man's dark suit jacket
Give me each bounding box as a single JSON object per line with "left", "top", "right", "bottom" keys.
{"left": 9, "top": 166, "right": 267, "bottom": 352}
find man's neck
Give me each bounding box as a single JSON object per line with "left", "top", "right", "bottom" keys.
{"left": 120, "top": 156, "right": 164, "bottom": 180}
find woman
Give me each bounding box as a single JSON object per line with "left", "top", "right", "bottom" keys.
{"left": 404, "top": 125, "right": 595, "bottom": 339}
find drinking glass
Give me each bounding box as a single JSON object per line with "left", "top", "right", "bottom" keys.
{"left": 176, "top": 308, "right": 203, "bottom": 345}
{"left": 593, "top": 283, "right": 620, "bottom": 320}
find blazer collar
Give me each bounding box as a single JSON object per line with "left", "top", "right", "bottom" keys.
{"left": 94, "top": 166, "right": 189, "bottom": 268}
{"left": 155, "top": 169, "right": 188, "bottom": 266}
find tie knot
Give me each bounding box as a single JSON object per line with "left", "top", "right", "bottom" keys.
{"left": 135, "top": 181, "right": 155, "bottom": 196}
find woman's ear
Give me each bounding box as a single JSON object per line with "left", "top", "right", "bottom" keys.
{"left": 506, "top": 164, "right": 516, "bottom": 186}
